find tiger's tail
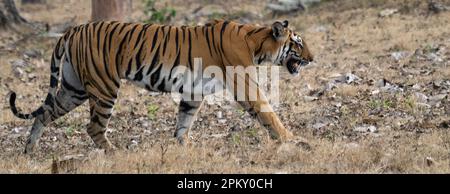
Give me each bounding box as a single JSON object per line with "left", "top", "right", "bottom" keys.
{"left": 9, "top": 36, "right": 66, "bottom": 120}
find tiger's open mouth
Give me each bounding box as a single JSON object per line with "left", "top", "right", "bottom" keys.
{"left": 285, "top": 57, "right": 309, "bottom": 75}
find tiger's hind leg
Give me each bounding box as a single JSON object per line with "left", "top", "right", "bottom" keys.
{"left": 25, "top": 62, "right": 88, "bottom": 153}
{"left": 174, "top": 99, "right": 204, "bottom": 145}
{"left": 86, "top": 96, "right": 116, "bottom": 152}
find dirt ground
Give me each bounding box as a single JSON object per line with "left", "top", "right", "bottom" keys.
{"left": 0, "top": 0, "right": 449, "bottom": 173}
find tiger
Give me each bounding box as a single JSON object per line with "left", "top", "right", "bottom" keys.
{"left": 9, "top": 19, "right": 314, "bottom": 154}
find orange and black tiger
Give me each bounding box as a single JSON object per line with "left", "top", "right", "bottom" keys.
{"left": 9, "top": 20, "right": 313, "bottom": 153}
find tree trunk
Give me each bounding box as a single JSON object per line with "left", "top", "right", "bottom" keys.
{"left": 0, "top": 0, "right": 29, "bottom": 32}
{"left": 91, "top": 0, "right": 132, "bottom": 21}
{"left": 21, "top": 0, "right": 46, "bottom": 4}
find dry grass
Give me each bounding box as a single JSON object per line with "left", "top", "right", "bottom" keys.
{"left": 0, "top": 0, "right": 449, "bottom": 174}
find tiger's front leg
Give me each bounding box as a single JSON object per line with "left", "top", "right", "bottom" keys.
{"left": 227, "top": 71, "right": 294, "bottom": 141}
{"left": 237, "top": 91, "right": 294, "bottom": 141}
{"left": 174, "top": 99, "right": 204, "bottom": 145}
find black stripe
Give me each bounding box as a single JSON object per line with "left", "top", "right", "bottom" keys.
{"left": 150, "top": 64, "right": 163, "bottom": 88}
{"left": 246, "top": 29, "right": 256, "bottom": 36}
{"left": 62, "top": 79, "right": 86, "bottom": 96}
{"left": 146, "top": 46, "right": 160, "bottom": 75}
{"left": 96, "top": 22, "right": 105, "bottom": 53}
{"left": 237, "top": 24, "right": 244, "bottom": 35}
{"left": 175, "top": 28, "right": 179, "bottom": 52}
{"left": 169, "top": 51, "right": 181, "bottom": 78}
{"left": 253, "top": 27, "right": 266, "bottom": 34}
{"left": 254, "top": 37, "right": 270, "bottom": 56}
{"left": 110, "top": 23, "right": 127, "bottom": 52}
{"left": 204, "top": 27, "right": 213, "bottom": 57}
{"left": 91, "top": 115, "right": 106, "bottom": 128}
{"left": 115, "top": 29, "right": 133, "bottom": 78}
{"left": 134, "top": 67, "right": 144, "bottom": 81}
{"left": 187, "top": 29, "right": 192, "bottom": 69}
{"left": 95, "top": 111, "right": 112, "bottom": 119}
{"left": 134, "top": 26, "right": 150, "bottom": 72}
{"left": 44, "top": 94, "right": 54, "bottom": 107}
{"left": 50, "top": 75, "right": 58, "bottom": 88}
{"left": 220, "top": 21, "right": 230, "bottom": 53}
{"left": 151, "top": 27, "right": 160, "bottom": 51}
{"left": 31, "top": 107, "right": 45, "bottom": 117}
{"left": 162, "top": 26, "right": 172, "bottom": 56}
{"left": 107, "top": 22, "right": 121, "bottom": 50}
{"left": 194, "top": 26, "right": 199, "bottom": 38}
{"left": 211, "top": 26, "right": 219, "bottom": 55}
{"left": 98, "top": 100, "right": 113, "bottom": 109}
{"left": 182, "top": 26, "right": 186, "bottom": 43}
{"left": 55, "top": 98, "right": 70, "bottom": 113}
{"left": 179, "top": 101, "right": 197, "bottom": 112}
{"left": 50, "top": 56, "right": 59, "bottom": 72}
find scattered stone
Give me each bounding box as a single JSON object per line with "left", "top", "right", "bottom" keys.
{"left": 377, "top": 79, "right": 404, "bottom": 93}
{"left": 218, "top": 119, "right": 227, "bottom": 124}
{"left": 428, "top": 94, "right": 447, "bottom": 106}
{"left": 354, "top": 125, "right": 377, "bottom": 133}
{"left": 345, "top": 73, "right": 361, "bottom": 84}
{"left": 371, "top": 90, "right": 380, "bottom": 95}
{"left": 414, "top": 92, "right": 428, "bottom": 104}
{"left": 379, "top": 8, "right": 398, "bottom": 17}
{"left": 304, "top": 96, "right": 319, "bottom": 102}
{"left": 428, "top": 1, "right": 450, "bottom": 14}
{"left": 312, "top": 122, "right": 327, "bottom": 129}
{"left": 412, "top": 84, "right": 422, "bottom": 90}
{"left": 216, "top": 111, "right": 223, "bottom": 119}
{"left": 210, "top": 133, "right": 228, "bottom": 139}
{"left": 391, "top": 51, "right": 410, "bottom": 61}
{"left": 23, "top": 49, "right": 41, "bottom": 59}
{"left": 426, "top": 157, "right": 435, "bottom": 167}
{"left": 12, "top": 127, "right": 27, "bottom": 134}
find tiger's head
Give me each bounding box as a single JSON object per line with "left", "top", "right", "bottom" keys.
{"left": 254, "top": 20, "right": 314, "bottom": 76}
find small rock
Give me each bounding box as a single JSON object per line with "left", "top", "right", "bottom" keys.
{"left": 371, "top": 90, "right": 380, "bottom": 95}
{"left": 412, "top": 84, "right": 422, "bottom": 90}
{"left": 354, "top": 125, "right": 377, "bottom": 133}
{"left": 218, "top": 119, "right": 227, "bottom": 124}
{"left": 426, "top": 53, "right": 443, "bottom": 62}
{"left": 426, "top": 157, "right": 435, "bottom": 167}
{"left": 391, "top": 51, "right": 410, "bottom": 61}
{"left": 379, "top": 8, "right": 398, "bottom": 17}
{"left": 304, "top": 96, "right": 319, "bottom": 102}
{"left": 23, "top": 50, "right": 41, "bottom": 59}
{"left": 377, "top": 79, "right": 404, "bottom": 93}
{"left": 415, "top": 92, "right": 428, "bottom": 103}
{"left": 376, "top": 79, "right": 387, "bottom": 87}
{"left": 428, "top": 1, "right": 450, "bottom": 14}
{"left": 312, "top": 122, "right": 327, "bottom": 129}
{"left": 429, "top": 94, "right": 447, "bottom": 103}
{"left": 345, "top": 73, "right": 361, "bottom": 84}
{"left": 216, "top": 111, "right": 223, "bottom": 119}
{"left": 210, "top": 133, "right": 228, "bottom": 138}
{"left": 12, "top": 127, "right": 27, "bottom": 134}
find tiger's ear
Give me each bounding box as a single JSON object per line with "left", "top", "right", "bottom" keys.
{"left": 272, "top": 20, "right": 289, "bottom": 40}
